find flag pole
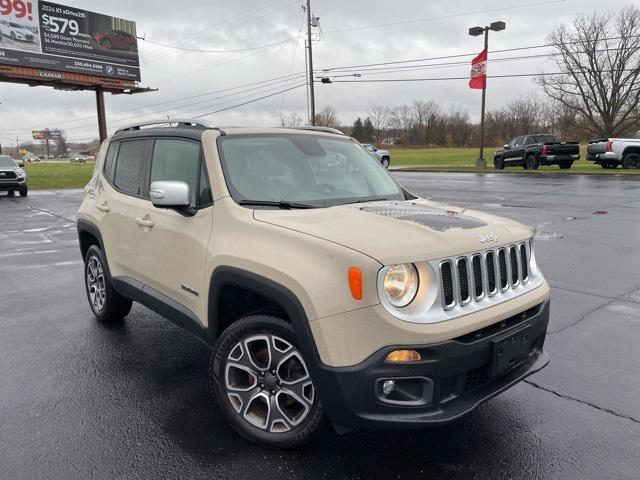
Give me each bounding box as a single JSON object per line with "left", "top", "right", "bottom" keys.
{"left": 475, "top": 27, "right": 489, "bottom": 172}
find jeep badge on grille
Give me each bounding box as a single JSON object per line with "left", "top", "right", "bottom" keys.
{"left": 478, "top": 233, "right": 498, "bottom": 243}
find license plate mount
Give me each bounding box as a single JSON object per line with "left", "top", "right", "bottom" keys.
{"left": 491, "top": 325, "right": 532, "bottom": 377}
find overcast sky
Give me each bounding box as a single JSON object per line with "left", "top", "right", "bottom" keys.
{"left": 0, "top": 0, "right": 633, "bottom": 143}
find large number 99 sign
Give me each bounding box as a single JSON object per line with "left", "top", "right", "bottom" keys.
{"left": 0, "top": 0, "right": 35, "bottom": 21}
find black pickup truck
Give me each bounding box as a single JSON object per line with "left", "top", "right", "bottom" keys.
{"left": 493, "top": 134, "right": 580, "bottom": 170}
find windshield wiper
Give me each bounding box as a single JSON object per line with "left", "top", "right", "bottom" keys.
{"left": 342, "top": 198, "right": 390, "bottom": 205}
{"left": 238, "top": 200, "right": 317, "bottom": 209}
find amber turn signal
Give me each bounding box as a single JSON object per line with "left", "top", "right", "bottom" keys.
{"left": 385, "top": 350, "right": 422, "bottom": 363}
{"left": 348, "top": 267, "right": 363, "bottom": 300}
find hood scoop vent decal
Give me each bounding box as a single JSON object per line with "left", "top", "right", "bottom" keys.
{"left": 361, "top": 204, "right": 486, "bottom": 232}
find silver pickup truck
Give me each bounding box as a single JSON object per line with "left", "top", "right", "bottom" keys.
{"left": 587, "top": 131, "right": 640, "bottom": 169}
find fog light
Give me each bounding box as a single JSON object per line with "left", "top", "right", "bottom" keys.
{"left": 385, "top": 350, "right": 421, "bottom": 363}
{"left": 382, "top": 380, "right": 396, "bottom": 395}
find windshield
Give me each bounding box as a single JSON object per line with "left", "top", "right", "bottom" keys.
{"left": 0, "top": 156, "right": 17, "bottom": 168}
{"left": 218, "top": 134, "right": 405, "bottom": 207}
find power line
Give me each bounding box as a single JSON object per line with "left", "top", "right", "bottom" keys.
{"left": 141, "top": 34, "right": 303, "bottom": 54}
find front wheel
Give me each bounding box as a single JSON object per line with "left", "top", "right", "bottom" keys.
{"left": 494, "top": 157, "right": 505, "bottom": 170}
{"left": 19, "top": 185, "right": 27, "bottom": 197}
{"left": 381, "top": 157, "right": 390, "bottom": 169}
{"left": 84, "top": 245, "right": 132, "bottom": 322}
{"left": 559, "top": 162, "right": 572, "bottom": 170}
{"left": 525, "top": 155, "right": 539, "bottom": 170}
{"left": 210, "top": 315, "right": 324, "bottom": 448}
{"left": 622, "top": 153, "right": 640, "bottom": 169}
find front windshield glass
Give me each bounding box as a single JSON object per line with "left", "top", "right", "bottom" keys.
{"left": 218, "top": 135, "right": 405, "bottom": 207}
{"left": 0, "top": 156, "right": 17, "bottom": 168}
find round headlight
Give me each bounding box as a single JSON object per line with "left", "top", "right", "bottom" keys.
{"left": 383, "top": 264, "right": 419, "bottom": 307}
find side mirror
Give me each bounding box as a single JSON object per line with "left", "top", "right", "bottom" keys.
{"left": 150, "top": 180, "right": 195, "bottom": 216}
{"left": 503, "top": 144, "right": 511, "bottom": 150}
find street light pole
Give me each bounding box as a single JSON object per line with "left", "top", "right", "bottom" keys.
{"left": 469, "top": 21, "right": 505, "bottom": 172}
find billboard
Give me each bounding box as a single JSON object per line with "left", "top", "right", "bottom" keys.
{"left": 33, "top": 129, "right": 61, "bottom": 140}
{"left": 0, "top": 1, "right": 140, "bottom": 81}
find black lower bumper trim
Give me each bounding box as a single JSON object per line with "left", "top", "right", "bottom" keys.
{"left": 310, "top": 300, "right": 550, "bottom": 429}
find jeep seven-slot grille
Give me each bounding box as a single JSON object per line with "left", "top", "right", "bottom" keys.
{"left": 440, "top": 242, "right": 530, "bottom": 310}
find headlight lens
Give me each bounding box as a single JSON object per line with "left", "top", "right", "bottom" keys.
{"left": 383, "top": 264, "right": 419, "bottom": 307}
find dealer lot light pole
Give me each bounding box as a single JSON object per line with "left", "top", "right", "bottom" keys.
{"left": 469, "top": 21, "right": 505, "bottom": 171}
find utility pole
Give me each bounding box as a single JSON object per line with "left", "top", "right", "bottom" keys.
{"left": 306, "top": 0, "right": 316, "bottom": 126}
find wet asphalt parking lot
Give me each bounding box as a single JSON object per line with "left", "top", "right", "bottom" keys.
{"left": 1, "top": 172, "right": 639, "bottom": 479}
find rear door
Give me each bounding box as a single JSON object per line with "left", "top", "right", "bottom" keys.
{"left": 135, "top": 137, "right": 214, "bottom": 323}
{"left": 97, "top": 138, "right": 152, "bottom": 280}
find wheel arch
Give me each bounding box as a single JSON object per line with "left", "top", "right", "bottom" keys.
{"left": 77, "top": 219, "right": 104, "bottom": 260}
{"left": 207, "top": 267, "right": 317, "bottom": 357}
{"left": 622, "top": 146, "right": 640, "bottom": 157}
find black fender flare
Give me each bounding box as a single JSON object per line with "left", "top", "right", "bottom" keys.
{"left": 76, "top": 219, "right": 105, "bottom": 259}
{"left": 207, "top": 266, "right": 318, "bottom": 358}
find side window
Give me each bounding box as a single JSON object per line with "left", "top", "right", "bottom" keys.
{"left": 113, "top": 140, "right": 149, "bottom": 196}
{"left": 150, "top": 139, "right": 211, "bottom": 208}
{"left": 514, "top": 136, "right": 524, "bottom": 148}
{"left": 103, "top": 142, "right": 119, "bottom": 182}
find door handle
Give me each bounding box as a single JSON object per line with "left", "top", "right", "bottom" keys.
{"left": 96, "top": 202, "right": 111, "bottom": 213}
{"left": 136, "top": 217, "right": 155, "bottom": 229}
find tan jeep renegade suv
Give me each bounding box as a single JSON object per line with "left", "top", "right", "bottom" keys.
{"left": 77, "top": 120, "right": 550, "bottom": 448}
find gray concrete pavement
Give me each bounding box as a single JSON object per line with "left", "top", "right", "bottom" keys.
{"left": 0, "top": 173, "right": 639, "bottom": 479}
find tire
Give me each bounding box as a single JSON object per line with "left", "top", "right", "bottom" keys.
{"left": 10, "top": 32, "right": 15, "bottom": 40}
{"left": 209, "top": 315, "right": 324, "bottom": 448}
{"left": 19, "top": 185, "right": 27, "bottom": 197}
{"left": 601, "top": 163, "right": 618, "bottom": 169}
{"left": 494, "top": 157, "right": 505, "bottom": 170}
{"left": 525, "top": 155, "right": 539, "bottom": 170}
{"left": 559, "top": 162, "right": 572, "bottom": 170}
{"left": 101, "top": 39, "right": 112, "bottom": 49}
{"left": 84, "top": 245, "right": 132, "bottom": 323}
{"left": 381, "top": 157, "right": 390, "bottom": 169}
{"left": 622, "top": 153, "right": 640, "bottom": 169}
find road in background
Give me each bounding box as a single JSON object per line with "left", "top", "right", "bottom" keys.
{"left": 1, "top": 173, "right": 639, "bottom": 479}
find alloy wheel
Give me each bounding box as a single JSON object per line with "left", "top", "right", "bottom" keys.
{"left": 86, "top": 255, "right": 106, "bottom": 312}
{"left": 224, "top": 334, "right": 315, "bottom": 433}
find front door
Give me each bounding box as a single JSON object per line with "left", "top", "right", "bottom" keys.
{"left": 135, "top": 138, "right": 214, "bottom": 324}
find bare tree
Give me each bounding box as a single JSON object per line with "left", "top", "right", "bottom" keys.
{"left": 412, "top": 101, "right": 440, "bottom": 145}
{"left": 537, "top": 7, "right": 640, "bottom": 137}
{"left": 368, "top": 105, "right": 390, "bottom": 142}
{"left": 314, "top": 106, "right": 340, "bottom": 127}
{"left": 277, "top": 111, "right": 304, "bottom": 127}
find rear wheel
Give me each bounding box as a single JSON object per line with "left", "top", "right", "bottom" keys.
{"left": 622, "top": 153, "right": 640, "bottom": 169}
{"left": 494, "top": 157, "right": 505, "bottom": 170}
{"left": 101, "top": 39, "right": 112, "bottom": 49}
{"left": 210, "top": 315, "right": 323, "bottom": 448}
{"left": 84, "top": 245, "right": 132, "bottom": 323}
{"left": 525, "top": 155, "right": 539, "bottom": 170}
{"left": 559, "top": 162, "right": 572, "bottom": 170}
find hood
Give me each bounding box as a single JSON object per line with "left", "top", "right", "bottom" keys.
{"left": 13, "top": 27, "right": 32, "bottom": 35}
{"left": 254, "top": 198, "right": 533, "bottom": 265}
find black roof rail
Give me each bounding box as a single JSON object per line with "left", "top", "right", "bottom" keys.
{"left": 114, "top": 119, "right": 225, "bottom": 135}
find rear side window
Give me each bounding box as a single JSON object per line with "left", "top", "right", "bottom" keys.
{"left": 103, "top": 142, "right": 119, "bottom": 182}
{"left": 150, "top": 139, "right": 212, "bottom": 208}
{"left": 113, "top": 140, "right": 149, "bottom": 195}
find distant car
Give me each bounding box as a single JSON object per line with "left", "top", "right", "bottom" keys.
{"left": 361, "top": 143, "right": 391, "bottom": 169}
{"left": 0, "top": 155, "right": 28, "bottom": 197}
{"left": 70, "top": 154, "right": 87, "bottom": 163}
{"left": 23, "top": 156, "right": 39, "bottom": 163}
{"left": 493, "top": 134, "right": 580, "bottom": 170}
{"left": 92, "top": 30, "right": 137, "bottom": 52}
{"left": 587, "top": 131, "right": 640, "bottom": 169}
{"left": 0, "top": 20, "right": 36, "bottom": 42}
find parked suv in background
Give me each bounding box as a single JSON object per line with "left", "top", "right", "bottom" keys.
{"left": 494, "top": 134, "right": 580, "bottom": 170}
{"left": 0, "top": 155, "right": 28, "bottom": 196}
{"left": 361, "top": 143, "right": 391, "bottom": 168}
{"left": 77, "top": 120, "right": 550, "bottom": 448}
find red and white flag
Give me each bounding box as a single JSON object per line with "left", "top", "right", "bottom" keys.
{"left": 469, "top": 49, "right": 487, "bottom": 89}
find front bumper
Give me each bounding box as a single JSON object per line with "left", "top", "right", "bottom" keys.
{"left": 312, "top": 300, "right": 550, "bottom": 429}
{"left": 0, "top": 178, "right": 25, "bottom": 191}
